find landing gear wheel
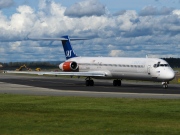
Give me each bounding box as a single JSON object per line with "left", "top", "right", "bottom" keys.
{"left": 118, "top": 80, "right": 121, "bottom": 86}
{"left": 162, "top": 82, "right": 168, "bottom": 89}
{"left": 85, "top": 78, "right": 94, "bottom": 86}
{"left": 163, "top": 84, "right": 168, "bottom": 89}
{"left": 113, "top": 80, "right": 117, "bottom": 86}
{"left": 90, "top": 80, "right": 94, "bottom": 86}
{"left": 86, "top": 80, "right": 90, "bottom": 86}
{"left": 113, "top": 80, "right": 121, "bottom": 86}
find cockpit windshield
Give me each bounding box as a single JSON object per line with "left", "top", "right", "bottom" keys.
{"left": 160, "top": 64, "right": 169, "bottom": 67}
{"left": 154, "top": 63, "right": 169, "bottom": 68}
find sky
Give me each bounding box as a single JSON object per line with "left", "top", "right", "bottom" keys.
{"left": 0, "top": 0, "right": 180, "bottom": 62}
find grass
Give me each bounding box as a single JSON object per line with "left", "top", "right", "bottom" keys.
{"left": 0, "top": 94, "right": 180, "bottom": 135}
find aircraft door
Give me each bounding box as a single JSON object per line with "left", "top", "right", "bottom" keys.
{"left": 147, "top": 65, "right": 151, "bottom": 75}
{"left": 147, "top": 65, "right": 158, "bottom": 77}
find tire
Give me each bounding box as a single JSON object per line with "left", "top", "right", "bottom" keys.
{"left": 113, "top": 80, "right": 117, "bottom": 86}
{"left": 86, "top": 80, "right": 94, "bottom": 86}
{"left": 163, "top": 84, "right": 168, "bottom": 89}
{"left": 86, "top": 80, "right": 89, "bottom": 86}
{"left": 118, "top": 80, "right": 121, "bottom": 86}
{"left": 90, "top": 80, "right": 94, "bottom": 86}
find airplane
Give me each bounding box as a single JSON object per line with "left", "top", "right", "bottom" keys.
{"left": 6, "top": 35, "right": 175, "bottom": 88}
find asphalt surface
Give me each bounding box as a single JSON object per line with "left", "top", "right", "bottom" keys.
{"left": 0, "top": 73, "right": 180, "bottom": 99}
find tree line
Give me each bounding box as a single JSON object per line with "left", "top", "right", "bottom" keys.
{"left": 0, "top": 62, "right": 59, "bottom": 70}
{"left": 162, "top": 58, "right": 180, "bottom": 68}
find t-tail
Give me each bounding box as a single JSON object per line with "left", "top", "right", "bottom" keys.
{"left": 28, "top": 35, "right": 87, "bottom": 60}
{"left": 61, "top": 35, "right": 77, "bottom": 60}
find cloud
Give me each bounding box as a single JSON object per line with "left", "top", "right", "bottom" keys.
{"left": 0, "top": 5, "right": 35, "bottom": 42}
{"left": 109, "top": 50, "right": 124, "bottom": 57}
{"left": 64, "top": 0, "right": 106, "bottom": 17}
{"left": 139, "top": 6, "right": 173, "bottom": 16}
{"left": 173, "top": 9, "right": 180, "bottom": 16}
{"left": 0, "top": 0, "right": 180, "bottom": 62}
{"left": 0, "top": 0, "right": 14, "bottom": 9}
{"left": 113, "top": 10, "right": 127, "bottom": 16}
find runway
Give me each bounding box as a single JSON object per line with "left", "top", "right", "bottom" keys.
{"left": 0, "top": 73, "right": 180, "bottom": 99}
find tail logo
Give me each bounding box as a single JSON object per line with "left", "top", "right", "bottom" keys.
{"left": 66, "top": 50, "right": 76, "bottom": 58}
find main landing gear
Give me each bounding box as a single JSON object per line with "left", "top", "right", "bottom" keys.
{"left": 85, "top": 77, "right": 94, "bottom": 86}
{"left": 85, "top": 78, "right": 122, "bottom": 87}
{"left": 113, "top": 80, "right": 121, "bottom": 86}
{"left": 162, "top": 82, "right": 169, "bottom": 89}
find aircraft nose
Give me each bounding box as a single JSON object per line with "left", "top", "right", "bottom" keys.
{"left": 159, "top": 69, "right": 175, "bottom": 81}
{"left": 167, "top": 70, "right": 175, "bottom": 80}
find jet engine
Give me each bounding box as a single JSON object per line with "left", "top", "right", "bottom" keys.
{"left": 59, "top": 61, "right": 78, "bottom": 71}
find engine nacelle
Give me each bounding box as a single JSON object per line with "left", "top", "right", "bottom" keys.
{"left": 59, "top": 61, "right": 78, "bottom": 71}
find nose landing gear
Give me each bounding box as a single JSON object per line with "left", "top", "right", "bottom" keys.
{"left": 162, "top": 82, "right": 169, "bottom": 89}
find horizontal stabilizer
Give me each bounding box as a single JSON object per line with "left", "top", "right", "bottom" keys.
{"left": 27, "top": 37, "right": 88, "bottom": 41}
{"left": 27, "top": 37, "right": 68, "bottom": 41}
{"left": 70, "top": 38, "right": 89, "bottom": 41}
{"left": 27, "top": 35, "right": 88, "bottom": 59}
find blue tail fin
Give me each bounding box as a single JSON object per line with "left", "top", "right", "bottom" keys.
{"left": 61, "top": 35, "right": 78, "bottom": 59}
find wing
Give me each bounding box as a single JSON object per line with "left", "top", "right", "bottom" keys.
{"left": 5, "top": 71, "right": 106, "bottom": 77}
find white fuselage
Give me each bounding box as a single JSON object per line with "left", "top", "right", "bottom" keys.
{"left": 60, "top": 57, "right": 175, "bottom": 82}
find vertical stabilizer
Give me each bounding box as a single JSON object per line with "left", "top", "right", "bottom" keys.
{"left": 61, "top": 35, "right": 77, "bottom": 59}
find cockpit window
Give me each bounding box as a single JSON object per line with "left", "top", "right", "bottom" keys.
{"left": 160, "top": 64, "right": 169, "bottom": 67}
{"left": 160, "top": 64, "right": 164, "bottom": 67}
{"left": 153, "top": 62, "right": 160, "bottom": 68}
{"left": 166, "top": 64, "right": 169, "bottom": 67}
{"left": 154, "top": 63, "right": 169, "bottom": 68}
